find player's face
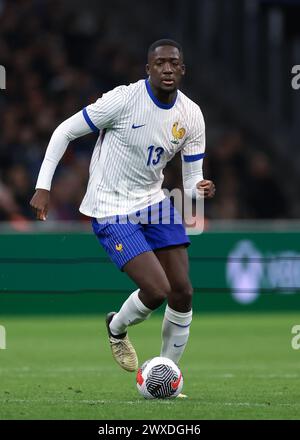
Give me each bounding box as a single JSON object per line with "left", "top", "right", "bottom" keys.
{"left": 146, "top": 46, "right": 185, "bottom": 93}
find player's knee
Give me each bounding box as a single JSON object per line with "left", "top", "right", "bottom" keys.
{"left": 153, "top": 282, "right": 171, "bottom": 305}
{"left": 140, "top": 282, "right": 171, "bottom": 309}
{"left": 175, "top": 281, "right": 193, "bottom": 299}
{"left": 171, "top": 281, "right": 193, "bottom": 309}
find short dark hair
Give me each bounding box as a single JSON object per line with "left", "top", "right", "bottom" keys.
{"left": 148, "top": 39, "right": 183, "bottom": 60}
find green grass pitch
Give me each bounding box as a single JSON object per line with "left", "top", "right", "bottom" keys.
{"left": 0, "top": 313, "right": 300, "bottom": 419}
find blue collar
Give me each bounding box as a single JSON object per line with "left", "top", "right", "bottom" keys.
{"left": 145, "top": 79, "right": 177, "bottom": 110}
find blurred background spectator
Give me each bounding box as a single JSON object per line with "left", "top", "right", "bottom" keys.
{"left": 0, "top": 0, "right": 299, "bottom": 225}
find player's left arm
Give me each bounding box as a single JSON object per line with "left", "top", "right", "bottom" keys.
{"left": 182, "top": 160, "right": 215, "bottom": 199}
{"left": 181, "top": 107, "right": 215, "bottom": 199}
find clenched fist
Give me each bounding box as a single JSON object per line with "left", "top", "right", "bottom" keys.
{"left": 196, "top": 180, "right": 216, "bottom": 199}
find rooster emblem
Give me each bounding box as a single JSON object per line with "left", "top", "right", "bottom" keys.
{"left": 171, "top": 122, "right": 186, "bottom": 144}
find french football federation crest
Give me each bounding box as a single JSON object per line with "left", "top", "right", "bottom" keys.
{"left": 171, "top": 122, "right": 186, "bottom": 144}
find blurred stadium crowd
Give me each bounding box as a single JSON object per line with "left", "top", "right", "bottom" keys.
{"left": 0, "top": 0, "right": 292, "bottom": 225}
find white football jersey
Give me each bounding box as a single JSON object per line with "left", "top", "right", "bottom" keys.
{"left": 79, "top": 79, "right": 205, "bottom": 219}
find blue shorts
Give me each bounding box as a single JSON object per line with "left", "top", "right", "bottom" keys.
{"left": 91, "top": 198, "right": 190, "bottom": 270}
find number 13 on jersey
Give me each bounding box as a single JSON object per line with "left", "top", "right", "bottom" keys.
{"left": 147, "top": 145, "right": 164, "bottom": 166}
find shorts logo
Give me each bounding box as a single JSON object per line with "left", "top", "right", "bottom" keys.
{"left": 115, "top": 243, "right": 123, "bottom": 252}
{"left": 171, "top": 122, "right": 186, "bottom": 144}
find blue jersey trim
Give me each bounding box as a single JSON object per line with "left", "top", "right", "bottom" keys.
{"left": 183, "top": 153, "right": 205, "bottom": 162}
{"left": 145, "top": 79, "right": 177, "bottom": 110}
{"left": 82, "top": 108, "right": 99, "bottom": 133}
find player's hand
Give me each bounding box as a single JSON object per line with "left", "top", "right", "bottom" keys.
{"left": 30, "top": 189, "right": 50, "bottom": 221}
{"left": 196, "top": 180, "right": 216, "bottom": 199}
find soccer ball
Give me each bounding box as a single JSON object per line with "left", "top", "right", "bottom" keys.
{"left": 136, "top": 356, "right": 183, "bottom": 399}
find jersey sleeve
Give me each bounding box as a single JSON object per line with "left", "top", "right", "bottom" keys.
{"left": 181, "top": 105, "right": 205, "bottom": 163}
{"left": 35, "top": 111, "right": 93, "bottom": 191}
{"left": 82, "top": 86, "right": 126, "bottom": 132}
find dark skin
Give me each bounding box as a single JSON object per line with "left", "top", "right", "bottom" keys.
{"left": 146, "top": 45, "right": 185, "bottom": 105}
{"left": 30, "top": 44, "right": 215, "bottom": 314}
{"left": 147, "top": 45, "right": 215, "bottom": 198}
{"left": 128, "top": 46, "right": 215, "bottom": 311}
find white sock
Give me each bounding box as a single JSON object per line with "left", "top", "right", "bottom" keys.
{"left": 109, "top": 289, "right": 152, "bottom": 336}
{"left": 160, "top": 305, "right": 192, "bottom": 364}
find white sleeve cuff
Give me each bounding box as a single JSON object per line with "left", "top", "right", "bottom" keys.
{"left": 182, "top": 157, "right": 204, "bottom": 199}
{"left": 35, "top": 158, "right": 59, "bottom": 191}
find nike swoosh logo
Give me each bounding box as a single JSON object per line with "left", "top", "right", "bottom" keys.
{"left": 171, "top": 372, "right": 182, "bottom": 390}
{"left": 174, "top": 343, "right": 186, "bottom": 348}
{"left": 132, "top": 124, "right": 146, "bottom": 129}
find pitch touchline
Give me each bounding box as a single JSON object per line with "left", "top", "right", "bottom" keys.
{"left": 0, "top": 398, "right": 299, "bottom": 407}
{"left": 0, "top": 398, "right": 171, "bottom": 405}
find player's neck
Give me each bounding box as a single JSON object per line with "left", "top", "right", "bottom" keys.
{"left": 147, "top": 79, "right": 177, "bottom": 105}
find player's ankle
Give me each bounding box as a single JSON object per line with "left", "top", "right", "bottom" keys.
{"left": 109, "top": 326, "right": 127, "bottom": 339}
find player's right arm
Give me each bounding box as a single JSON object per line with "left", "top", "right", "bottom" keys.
{"left": 30, "top": 111, "right": 93, "bottom": 220}
{"left": 30, "top": 87, "right": 125, "bottom": 220}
